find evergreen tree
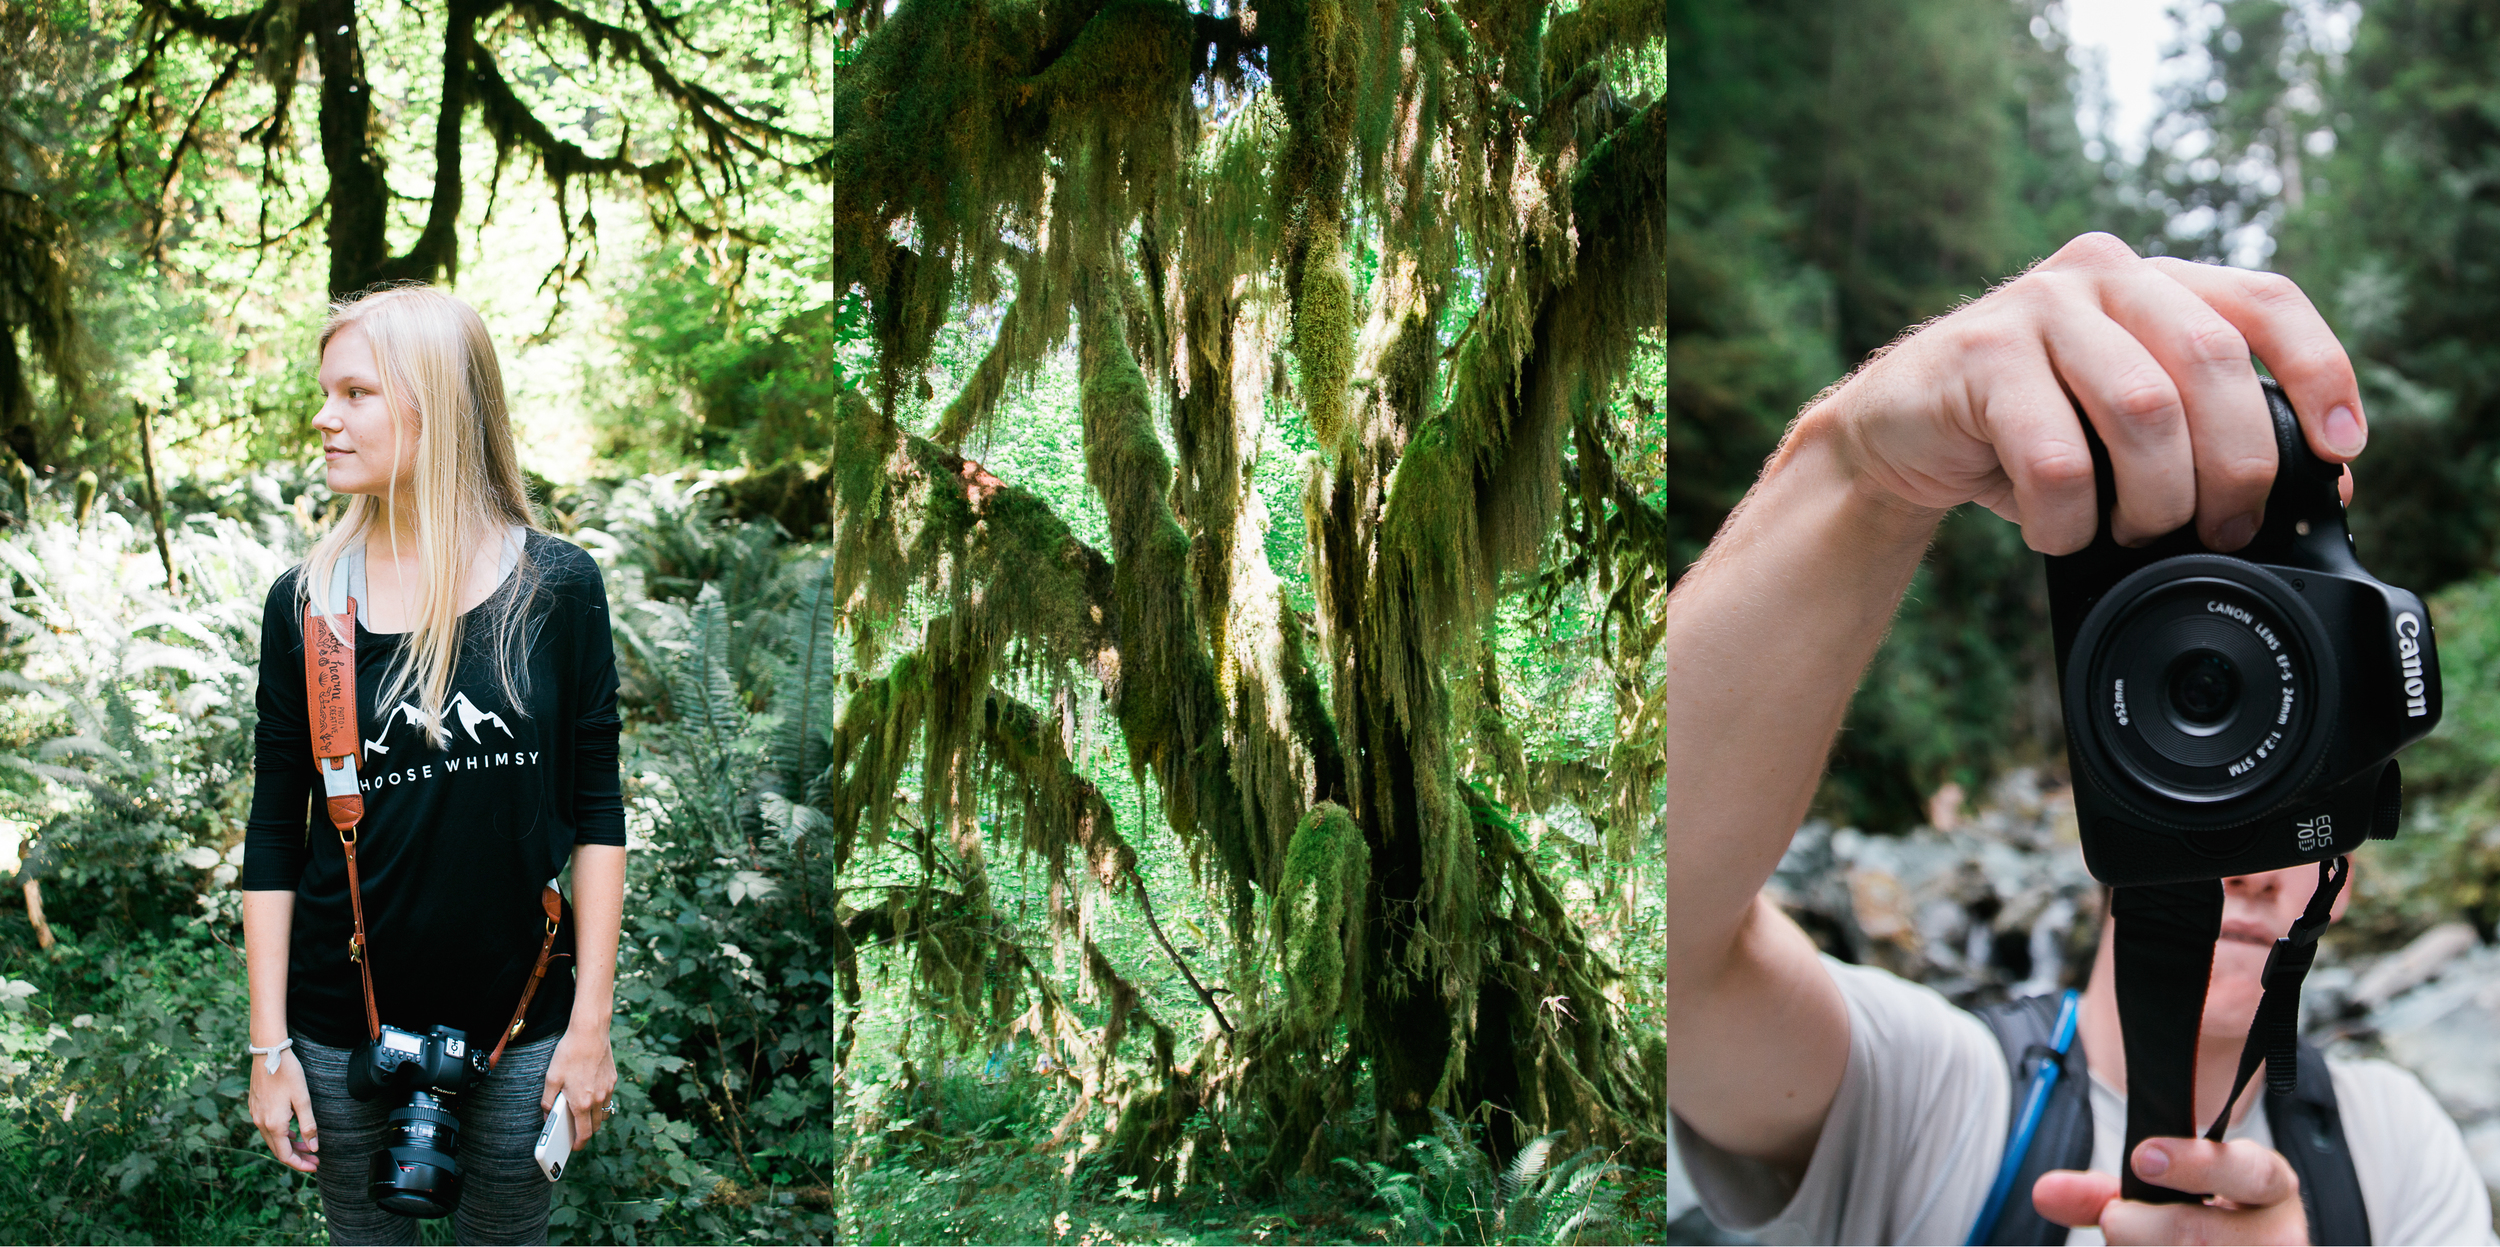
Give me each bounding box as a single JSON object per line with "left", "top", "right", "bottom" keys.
{"left": 2267, "top": 0, "right": 2500, "bottom": 592}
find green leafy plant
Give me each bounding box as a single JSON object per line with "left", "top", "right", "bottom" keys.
{"left": 1340, "top": 1110, "right": 1631, "bottom": 1246}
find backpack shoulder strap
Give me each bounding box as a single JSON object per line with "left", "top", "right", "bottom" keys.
{"left": 2266, "top": 1038, "right": 2371, "bottom": 1246}
{"left": 1970, "top": 994, "right": 2094, "bottom": 1246}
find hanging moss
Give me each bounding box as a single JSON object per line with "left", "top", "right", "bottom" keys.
{"left": 930, "top": 257, "right": 1072, "bottom": 448}
{"left": 1075, "top": 265, "right": 1265, "bottom": 921}
{"left": 803, "top": 0, "right": 1673, "bottom": 1185}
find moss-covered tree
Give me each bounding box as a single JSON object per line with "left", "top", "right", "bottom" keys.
{"left": 113, "top": 0, "right": 803, "bottom": 298}
{"left": 747, "top": 0, "right": 1668, "bottom": 1184}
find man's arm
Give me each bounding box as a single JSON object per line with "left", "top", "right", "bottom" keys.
{"left": 1663, "top": 412, "right": 1937, "bottom": 1169}
{"left": 1665, "top": 235, "right": 2370, "bottom": 1178}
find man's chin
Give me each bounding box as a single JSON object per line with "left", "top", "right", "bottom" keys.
{"left": 2197, "top": 942, "right": 2274, "bottom": 1038}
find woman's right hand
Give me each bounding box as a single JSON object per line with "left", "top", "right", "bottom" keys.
{"left": 248, "top": 1047, "right": 319, "bottom": 1172}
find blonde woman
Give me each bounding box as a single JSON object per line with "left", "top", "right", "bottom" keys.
{"left": 239, "top": 286, "right": 626, "bottom": 1244}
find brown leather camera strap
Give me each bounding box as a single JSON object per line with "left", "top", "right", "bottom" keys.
{"left": 489, "top": 885, "right": 565, "bottom": 1071}
{"left": 305, "top": 584, "right": 563, "bottom": 1061}
{"left": 306, "top": 594, "right": 383, "bottom": 1044}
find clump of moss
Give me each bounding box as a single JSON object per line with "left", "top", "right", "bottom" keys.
{"left": 1292, "top": 220, "right": 1358, "bottom": 449}
{"left": 1276, "top": 802, "right": 1369, "bottom": 1036}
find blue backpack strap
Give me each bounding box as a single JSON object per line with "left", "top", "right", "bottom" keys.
{"left": 2266, "top": 1037, "right": 2370, "bottom": 1246}
{"left": 1968, "top": 992, "right": 2093, "bottom": 1245}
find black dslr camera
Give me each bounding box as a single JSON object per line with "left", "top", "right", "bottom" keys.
{"left": 347, "top": 1023, "right": 491, "bottom": 1218}
{"left": 2047, "top": 379, "right": 2442, "bottom": 885}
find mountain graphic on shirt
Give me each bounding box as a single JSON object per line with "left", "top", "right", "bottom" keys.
{"left": 450, "top": 693, "right": 512, "bottom": 743}
{"left": 389, "top": 693, "right": 513, "bottom": 745}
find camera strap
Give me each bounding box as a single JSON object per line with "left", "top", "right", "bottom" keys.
{"left": 305, "top": 561, "right": 382, "bottom": 1043}
{"left": 2111, "top": 857, "right": 2350, "bottom": 1205}
{"left": 304, "top": 550, "right": 566, "bottom": 1059}
{"left": 2111, "top": 878, "right": 2223, "bottom": 1204}
{"left": 2203, "top": 856, "right": 2348, "bottom": 1141}
{"left": 488, "top": 885, "right": 564, "bottom": 1071}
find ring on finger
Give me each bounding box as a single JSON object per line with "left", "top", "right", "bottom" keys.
{"left": 601, "top": 1099, "right": 618, "bottom": 1115}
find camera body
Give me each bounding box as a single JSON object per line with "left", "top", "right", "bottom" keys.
{"left": 348, "top": 1023, "right": 491, "bottom": 1218}
{"left": 347, "top": 1023, "right": 489, "bottom": 1101}
{"left": 2047, "top": 379, "right": 2442, "bottom": 887}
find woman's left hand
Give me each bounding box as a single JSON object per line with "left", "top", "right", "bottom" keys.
{"left": 542, "top": 1025, "right": 618, "bottom": 1146}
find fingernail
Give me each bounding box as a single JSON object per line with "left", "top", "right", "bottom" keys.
{"left": 2325, "top": 404, "right": 2365, "bottom": 457}
{"left": 2215, "top": 513, "right": 2259, "bottom": 550}
{"left": 2136, "top": 1143, "right": 2169, "bottom": 1177}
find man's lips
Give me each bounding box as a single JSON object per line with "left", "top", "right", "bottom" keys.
{"left": 2220, "top": 919, "right": 2283, "bottom": 947}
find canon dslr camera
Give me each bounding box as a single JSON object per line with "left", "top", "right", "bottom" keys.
{"left": 347, "top": 1023, "right": 490, "bottom": 1218}
{"left": 2048, "top": 379, "right": 2442, "bottom": 886}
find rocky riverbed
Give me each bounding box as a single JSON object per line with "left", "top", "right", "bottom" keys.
{"left": 1664, "top": 767, "right": 2500, "bottom": 1240}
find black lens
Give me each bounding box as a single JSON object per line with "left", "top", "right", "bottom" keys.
{"left": 369, "top": 1090, "right": 464, "bottom": 1218}
{"left": 2165, "top": 650, "right": 2240, "bottom": 727}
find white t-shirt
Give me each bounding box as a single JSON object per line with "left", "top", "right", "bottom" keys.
{"left": 1674, "top": 957, "right": 2496, "bottom": 1245}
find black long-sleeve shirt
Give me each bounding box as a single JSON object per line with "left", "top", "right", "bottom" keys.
{"left": 243, "top": 531, "right": 625, "bottom": 1050}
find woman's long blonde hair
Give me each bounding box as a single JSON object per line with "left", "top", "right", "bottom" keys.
{"left": 297, "top": 285, "right": 542, "bottom": 749}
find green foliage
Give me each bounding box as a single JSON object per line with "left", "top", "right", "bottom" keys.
{"left": 1339, "top": 1110, "right": 1630, "bottom": 1246}
{"left": 0, "top": 921, "right": 327, "bottom": 1245}
{"left": 2338, "top": 571, "right": 2500, "bottom": 948}
{"left": 2259, "top": 0, "right": 2500, "bottom": 592}
{"left": 611, "top": 261, "right": 878, "bottom": 472}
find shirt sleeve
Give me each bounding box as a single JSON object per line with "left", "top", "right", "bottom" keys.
{"left": 563, "top": 546, "right": 625, "bottom": 848}
{"left": 2331, "top": 1058, "right": 2498, "bottom": 1246}
{"left": 241, "top": 571, "right": 313, "bottom": 891}
{"left": 1673, "top": 956, "right": 2009, "bottom": 1246}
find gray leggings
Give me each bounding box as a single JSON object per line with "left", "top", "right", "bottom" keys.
{"left": 294, "top": 1031, "right": 560, "bottom": 1245}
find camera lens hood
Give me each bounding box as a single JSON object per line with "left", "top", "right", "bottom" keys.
{"left": 2064, "top": 553, "right": 2340, "bottom": 834}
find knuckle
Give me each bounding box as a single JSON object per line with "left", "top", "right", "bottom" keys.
{"left": 2180, "top": 317, "right": 2252, "bottom": 369}
{"left": 2026, "top": 445, "right": 2096, "bottom": 495}
{"left": 2206, "top": 449, "right": 2276, "bottom": 496}
{"left": 2245, "top": 269, "right": 2305, "bottom": 308}
{"left": 2054, "top": 231, "right": 2138, "bottom": 267}
{"left": 2105, "top": 374, "right": 2185, "bottom": 430}
{"left": 1951, "top": 314, "right": 2028, "bottom": 365}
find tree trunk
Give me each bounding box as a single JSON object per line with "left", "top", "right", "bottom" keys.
{"left": 310, "top": 0, "right": 389, "bottom": 298}
{"left": 309, "top": 0, "right": 472, "bottom": 297}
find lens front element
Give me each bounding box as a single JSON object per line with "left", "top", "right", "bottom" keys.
{"left": 2068, "top": 557, "right": 2337, "bottom": 827}
{"left": 2165, "top": 650, "right": 2240, "bottom": 730}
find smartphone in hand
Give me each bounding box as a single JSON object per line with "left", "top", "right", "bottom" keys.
{"left": 535, "top": 1091, "right": 574, "bottom": 1181}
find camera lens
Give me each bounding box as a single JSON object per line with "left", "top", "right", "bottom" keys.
{"left": 370, "top": 1089, "right": 464, "bottom": 1218}
{"left": 2064, "top": 556, "right": 2339, "bottom": 827}
{"left": 2164, "top": 650, "right": 2240, "bottom": 730}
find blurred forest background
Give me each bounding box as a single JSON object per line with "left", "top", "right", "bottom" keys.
{"left": 1675, "top": 0, "right": 2500, "bottom": 1230}
{"left": 0, "top": 0, "right": 1672, "bottom": 1240}
{"left": 1675, "top": 0, "right": 2500, "bottom": 944}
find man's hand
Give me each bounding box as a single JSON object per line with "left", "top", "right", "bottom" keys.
{"left": 1820, "top": 232, "right": 2364, "bottom": 553}
{"left": 247, "top": 1048, "right": 319, "bottom": 1173}
{"left": 2034, "top": 1137, "right": 2310, "bottom": 1246}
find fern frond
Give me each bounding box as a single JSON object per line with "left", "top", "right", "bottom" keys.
{"left": 770, "top": 558, "right": 844, "bottom": 802}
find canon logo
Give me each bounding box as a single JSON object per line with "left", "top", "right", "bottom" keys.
{"left": 2397, "top": 612, "right": 2429, "bottom": 718}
